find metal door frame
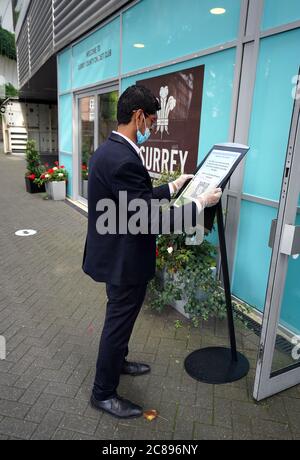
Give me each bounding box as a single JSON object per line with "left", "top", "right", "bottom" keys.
{"left": 73, "top": 82, "right": 119, "bottom": 205}
{"left": 253, "top": 73, "right": 300, "bottom": 401}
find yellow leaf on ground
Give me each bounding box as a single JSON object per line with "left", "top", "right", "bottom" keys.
{"left": 143, "top": 409, "right": 159, "bottom": 422}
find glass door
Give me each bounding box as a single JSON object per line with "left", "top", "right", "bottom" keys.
{"left": 254, "top": 73, "right": 300, "bottom": 401}
{"left": 79, "top": 95, "right": 95, "bottom": 200}
{"left": 76, "top": 87, "right": 118, "bottom": 203}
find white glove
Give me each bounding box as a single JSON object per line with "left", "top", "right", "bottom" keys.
{"left": 198, "top": 185, "right": 222, "bottom": 209}
{"left": 171, "top": 174, "right": 194, "bottom": 194}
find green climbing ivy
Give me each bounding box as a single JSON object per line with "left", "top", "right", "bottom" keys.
{"left": 0, "top": 27, "right": 17, "bottom": 61}
{"left": 5, "top": 83, "right": 18, "bottom": 98}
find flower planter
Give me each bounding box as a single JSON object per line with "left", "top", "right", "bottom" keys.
{"left": 25, "top": 177, "right": 46, "bottom": 194}
{"left": 82, "top": 180, "right": 88, "bottom": 199}
{"left": 159, "top": 267, "right": 217, "bottom": 319}
{"left": 46, "top": 181, "right": 66, "bottom": 201}
{"left": 45, "top": 182, "right": 51, "bottom": 197}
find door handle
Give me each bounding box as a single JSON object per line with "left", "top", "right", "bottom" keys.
{"left": 280, "top": 225, "right": 300, "bottom": 256}
{"left": 268, "top": 220, "right": 277, "bottom": 249}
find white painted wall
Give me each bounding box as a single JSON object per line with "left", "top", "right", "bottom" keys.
{"left": 0, "top": 0, "right": 14, "bottom": 33}
{"left": 0, "top": 55, "right": 18, "bottom": 88}
{"left": 0, "top": 0, "right": 18, "bottom": 93}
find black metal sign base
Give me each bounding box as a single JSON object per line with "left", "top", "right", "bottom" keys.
{"left": 184, "top": 347, "right": 250, "bottom": 384}
{"left": 184, "top": 201, "right": 250, "bottom": 384}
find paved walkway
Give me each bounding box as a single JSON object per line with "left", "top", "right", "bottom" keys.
{"left": 0, "top": 152, "right": 299, "bottom": 440}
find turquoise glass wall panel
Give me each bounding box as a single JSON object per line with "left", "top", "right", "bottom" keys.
{"left": 122, "top": 0, "right": 241, "bottom": 73}
{"left": 243, "top": 29, "right": 300, "bottom": 202}
{"left": 280, "top": 213, "right": 300, "bottom": 334}
{"left": 57, "top": 48, "right": 72, "bottom": 94}
{"left": 59, "top": 94, "right": 73, "bottom": 154}
{"left": 232, "top": 200, "right": 277, "bottom": 311}
{"left": 262, "top": 0, "right": 300, "bottom": 31}
{"left": 59, "top": 153, "right": 73, "bottom": 197}
{"left": 122, "top": 48, "right": 236, "bottom": 166}
{"left": 72, "top": 17, "right": 120, "bottom": 90}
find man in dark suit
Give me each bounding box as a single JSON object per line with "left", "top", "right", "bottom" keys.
{"left": 82, "top": 85, "right": 222, "bottom": 419}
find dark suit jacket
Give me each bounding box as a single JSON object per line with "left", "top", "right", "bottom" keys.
{"left": 82, "top": 132, "right": 198, "bottom": 285}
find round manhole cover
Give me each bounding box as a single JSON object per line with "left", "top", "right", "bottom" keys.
{"left": 15, "top": 230, "right": 37, "bottom": 237}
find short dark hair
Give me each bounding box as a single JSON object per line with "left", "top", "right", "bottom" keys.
{"left": 117, "top": 85, "right": 161, "bottom": 125}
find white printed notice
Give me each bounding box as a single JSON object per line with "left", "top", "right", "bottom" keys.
{"left": 174, "top": 149, "right": 241, "bottom": 207}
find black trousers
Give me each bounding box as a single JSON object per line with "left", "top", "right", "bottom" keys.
{"left": 92, "top": 282, "right": 148, "bottom": 401}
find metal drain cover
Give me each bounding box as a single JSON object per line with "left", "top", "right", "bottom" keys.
{"left": 15, "top": 230, "right": 37, "bottom": 237}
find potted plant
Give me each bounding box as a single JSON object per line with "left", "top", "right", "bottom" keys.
{"left": 24, "top": 140, "right": 46, "bottom": 194}
{"left": 147, "top": 234, "right": 225, "bottom": 325}
{"left": 82, "top": 164, "right": 89, "bottom": 199}
{"left": 146, "top": 171, "right": 248, "bottom": 327}
{"left": 34, "top": 161, "right": 68, "bottom": 201}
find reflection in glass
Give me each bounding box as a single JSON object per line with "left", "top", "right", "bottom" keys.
{"left": 79, "top": 96, "right": 95, "bottom": 200}
{"left": 98, "top": 91, "right": 118, "bottom": 145}
{"left": 271, "top": 194, "right": 300, "bottom": 375}
{"left": 78, "top": 92, "right": 118, "bottom": 200}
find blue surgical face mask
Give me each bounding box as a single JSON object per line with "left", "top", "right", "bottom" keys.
{"left": 136, "top": 113, "right": 151, "bottom": 145}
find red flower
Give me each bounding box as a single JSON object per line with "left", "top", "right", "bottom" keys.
{"left": 54, "top": 161, "right": 59, "bottom": 166}
{"left": 45, "top": 163, "right": 49, "bottom": 168}
{"left": 41, "top": 174, "right": 45, "bottom": 179}
{"left": 28, "top": 174, "right": 36, "bottom": 181}
{"left": 82, "top": 165, "right": 87, "bottom": 171}
{"left": 48, "top": 169, "right": 54, "bottom": 174}
{"left": 156, "top": 248, "right": 159, "bottom": 258}
{"left": 60, "top": 165, "right": 65, "bottom": 169}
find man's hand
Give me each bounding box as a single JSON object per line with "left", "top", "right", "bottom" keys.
{"left": 197, "top": 185, "right": 222, "bottom": 209}
{"left": 171, "top": 174, "right": 194, "bottom": 194}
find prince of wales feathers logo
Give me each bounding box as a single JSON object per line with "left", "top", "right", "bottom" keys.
{"left": 156, "top": 86, "right": 177, "bottom": 139}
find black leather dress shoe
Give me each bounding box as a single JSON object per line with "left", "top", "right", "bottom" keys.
{"left": 121, "top": 361, "right": 151, "bottom": 376}
{"left": 90, "top": 394, "right": 143, "bottom": 419}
